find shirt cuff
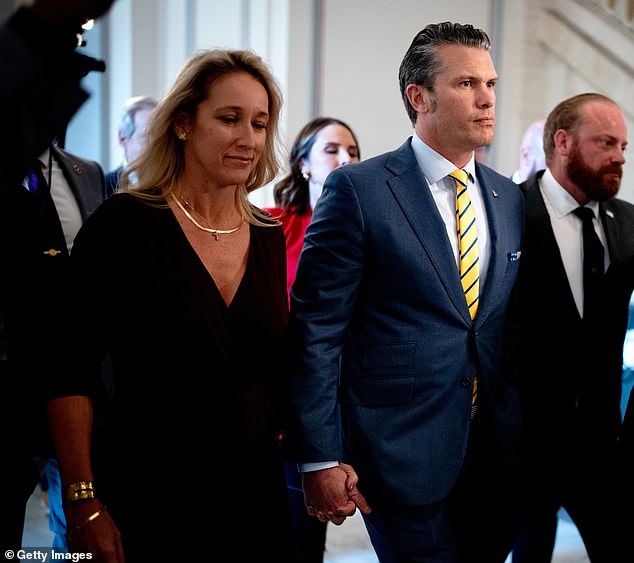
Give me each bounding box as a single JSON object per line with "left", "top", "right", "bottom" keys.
{"left": 298, "top": 461, "right": 340, "bottom": 473}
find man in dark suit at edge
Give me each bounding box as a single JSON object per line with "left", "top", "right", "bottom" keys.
{"left": 0, "top": 0, "right": 116, "bottom": 551}
{"left": 288, "top": 22, "right": 524, "bottom": 562}
{"left": 1, "top": 140, "right": 109, "bottom": 551}
{"left": 511, "top": 92, "right": 633, "bottom": 562}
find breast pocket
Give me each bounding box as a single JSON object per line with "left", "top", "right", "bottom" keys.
{"left": 344, "top": 342, "right": 417, "bottom": 405}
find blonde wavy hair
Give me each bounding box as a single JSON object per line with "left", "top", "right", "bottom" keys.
{"left": 123, "top": 49, "right": 283, "bottom": 226}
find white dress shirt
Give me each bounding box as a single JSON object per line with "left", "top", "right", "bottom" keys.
{"left": 411, "top": 133, "right": 491, "bottom": 288}
{"left": 40, "top": 148, "right": 83, "bottom": 252}
{"left": 539, "top": 168, "right": 609, "bottom": 317}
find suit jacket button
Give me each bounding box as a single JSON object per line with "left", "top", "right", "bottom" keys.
{"left": 461, "top": 377, "right": 472, "bottom": 388}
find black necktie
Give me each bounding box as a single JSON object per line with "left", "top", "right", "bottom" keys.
{"left": 25, "top": 159, "right": 66, "bottom": 256}
{"left": 573, "top": 206, "right": 604, "bottom": 317}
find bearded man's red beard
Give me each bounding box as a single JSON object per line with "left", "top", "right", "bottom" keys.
{"left": 566, "top": 141, "right": 622, "bottom": 202}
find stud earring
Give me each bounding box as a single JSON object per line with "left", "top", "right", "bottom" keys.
{"left": 177, "top": 130, "right": 187, "bottom": 141}
{"left": 302, "top": 171, "right": 310, "bottom": 181}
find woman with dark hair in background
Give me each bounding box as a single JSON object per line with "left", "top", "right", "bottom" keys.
{"left": 267, "top": 117, "right": 360, "bottom": 303}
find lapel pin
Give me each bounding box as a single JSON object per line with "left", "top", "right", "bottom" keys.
{"left": 606, "top": 210, "right": 614, "bottom": 218}
{"left": 491, "top": 190, "right": 498, "bottom": 198}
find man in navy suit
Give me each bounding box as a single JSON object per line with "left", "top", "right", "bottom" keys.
{"left": 512, "top": 93, "right": 633, "bottom": 562}
{"left": 288, "top": 22, "right": 523, "bottom": 562}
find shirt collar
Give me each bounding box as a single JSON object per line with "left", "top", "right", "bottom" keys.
{"left": 540, "top": 168, "right": 600, "bottom": 218}
{"left": 411, "top": 133, "right": 476, "bottom": 185}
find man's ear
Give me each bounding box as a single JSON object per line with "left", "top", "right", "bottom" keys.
{"left": 406, "top": 83, "right": 429, "bottom": 115}
{"left": 553, "top": 129, "right": 571, "bottom": 157}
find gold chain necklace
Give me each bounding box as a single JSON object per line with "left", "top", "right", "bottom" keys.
{"left": 173, "top": 196, "right": 243, "bottom": 241}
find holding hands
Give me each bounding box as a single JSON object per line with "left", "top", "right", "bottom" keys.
{"left": 303, "top": 462, "right": 371, "bottom": 525}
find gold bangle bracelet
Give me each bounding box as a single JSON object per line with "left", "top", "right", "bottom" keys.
{"left": 65, "top": 506, "right": 106, "bottom": 542}
{"left": 65, "top": 481, "right": 96, "bottom": 503}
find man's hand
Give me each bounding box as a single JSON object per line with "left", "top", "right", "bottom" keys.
{"left": 340, "top": 462, "right": 372, "bottom": 516}
{"left": 302, "top": 464, "right": 371, "bottom": 526}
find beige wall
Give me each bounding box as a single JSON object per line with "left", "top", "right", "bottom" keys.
{"left": 317, "top": 0, "right": 494, "bottom": 162}
{"left": 59, "top": 0, "right": 634, "bottom": 203}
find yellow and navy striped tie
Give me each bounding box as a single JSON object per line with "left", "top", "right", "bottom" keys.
{"left": 451, "top": 168, "right": 479, "bottom": 412}
{"left": 451, "top": 169, "right": 479, "bottom": 319}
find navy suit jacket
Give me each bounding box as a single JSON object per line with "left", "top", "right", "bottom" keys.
{"left": 289, "top": 138, "right": 523, "bottom": 505}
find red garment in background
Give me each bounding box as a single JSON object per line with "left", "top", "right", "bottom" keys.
{"left": 265, "top": 206, "right": 312, "bottom": 304}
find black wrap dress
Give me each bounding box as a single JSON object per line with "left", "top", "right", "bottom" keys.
{"left": 56, "top": 192, "right": 295, "bottom": 560}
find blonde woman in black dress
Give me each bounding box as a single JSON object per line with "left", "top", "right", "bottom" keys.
{"left": 47, "top": 49, "right": 295, "bottom": 562}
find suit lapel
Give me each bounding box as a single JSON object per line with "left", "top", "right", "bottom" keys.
{"left": 53, "top": 147, "right": 103, "bottom": 221}
{"left": 521, "top": 173, "right": 579, "bottom": 315}
{"left": 384, "top": 141, "right": 472, "bottom": 322}
{"left": 601, "top": 199, "right": 634, "bottom": 275}
{"left": 471, "top": 164, "right": 525, "bottom": 326}
{"left": 521, "top": 174, "right": 564, "bottom": 266}
{"left": 472, "top": 164, "right": 507, "bottom": 325}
